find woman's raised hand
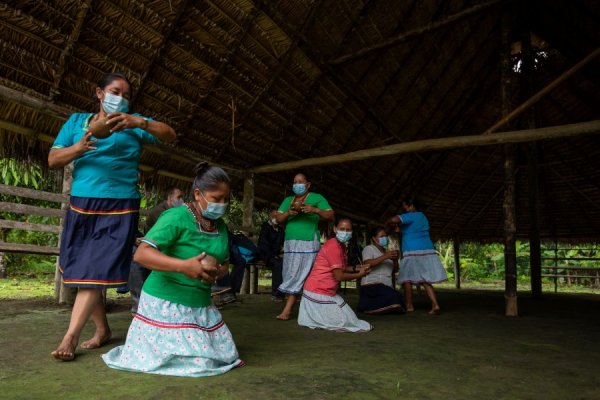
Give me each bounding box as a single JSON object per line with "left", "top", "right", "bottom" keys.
{"left": 300, "top": 204, "right": 317, "bottom": 214}
{"left": 358, "top": 264, "right": 371, "bottom": 277}
{"left": 75, "top": 131, "right": 98, "bottom": 154}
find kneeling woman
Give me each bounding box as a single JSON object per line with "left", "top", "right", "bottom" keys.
{"left": 298, "top": 218, "right": 373, "bottom": 332}
{"left": 358, "top": 226, "right": 406, "bottom": 314}
{"left": 102, "top": 163, "right": 244, "bottom": 377}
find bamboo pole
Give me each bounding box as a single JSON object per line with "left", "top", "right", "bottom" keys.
{"left": 251, "top": 120, "right": 600, "bottom": 173}
{"left": 330, "top": 0, "right": 504, "bottom": 65}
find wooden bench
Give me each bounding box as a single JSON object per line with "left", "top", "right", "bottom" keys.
{"left": 542, "top": 266, "right": 600, "bottom": 292}
{"left": 240, "top": 260, "right": 267, "bottom": 295}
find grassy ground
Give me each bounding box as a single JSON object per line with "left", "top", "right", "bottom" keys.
{"left": 1, "top": 284, "right": 599, "bottom": 400}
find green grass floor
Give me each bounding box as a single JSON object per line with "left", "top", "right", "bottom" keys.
{"left": 1, "top": 288, "right": 599, "bottom": 400}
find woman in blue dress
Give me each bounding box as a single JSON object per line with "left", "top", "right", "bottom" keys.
{"left": 49, "top": 72, "right": 176, "bottom": 361}
{"left": 389, "top": 198, "right": 447, "bottom": 314}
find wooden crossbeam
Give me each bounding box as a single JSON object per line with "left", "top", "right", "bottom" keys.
{"left": 252, "top": 120, "right": 600, "bottom": 173}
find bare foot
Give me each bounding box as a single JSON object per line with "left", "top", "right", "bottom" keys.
{"left": 406, "top": 307, "right": 415, "bottom": 312}
{"left": 51, "top": 335, "right": 77, "bottom": 361}
{"left": 276, "top": 313, "right": 290, "bottom": 321}
{"left": 80, "top": 330, "right": 112, "bottom": 349}
{"left": 429, "top": 308, "right": 441, "bottom": 315}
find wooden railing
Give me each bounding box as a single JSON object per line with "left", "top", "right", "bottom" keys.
{"left": 0, "top": 183, "right": 67, "bottom": 256}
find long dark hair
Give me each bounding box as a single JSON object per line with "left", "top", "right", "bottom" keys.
{"left": 192, "top": 161, "right": 230, "bottom": 193}
{"left": 401, "top": 196, "right": 423, "bottom": 210}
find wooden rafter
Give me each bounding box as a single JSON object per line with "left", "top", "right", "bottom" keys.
{"left": 330, "top": 0, "right": 506, "bottom": 65}
{"left": 129, "top": 0, "right": 191, "bottom": 108}
{"left": 49, "top": 0, "right": 92, "bottom": 102}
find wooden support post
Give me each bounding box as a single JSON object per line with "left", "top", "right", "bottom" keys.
{"left": 521, "top": 25, "right": 542, "bottom": 298}
{"left": 501, "top": 14, "right": 518, "bottom": 316}
{"left": 453, "top": 237, "right": 461, "bottom": 289}
{"left": 54, "top": 163, "right": 77, "bottom": 305}
{"left": 241, "top": 173, "right": 255, "bottom": 233}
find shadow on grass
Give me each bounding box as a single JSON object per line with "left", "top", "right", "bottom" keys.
{"left": 1, "top": 289, "right": 599, "bottom": 400}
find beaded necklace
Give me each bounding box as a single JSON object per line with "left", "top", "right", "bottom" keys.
{"left": 185, "top": 202, "right": 218, "bottom": 234}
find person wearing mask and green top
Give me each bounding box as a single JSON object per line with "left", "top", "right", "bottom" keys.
{"left": 275, "top": 172, "right": 334, "bottom": 320}
{"left": 102, "top": 162, "right": 244, "bottom": 377}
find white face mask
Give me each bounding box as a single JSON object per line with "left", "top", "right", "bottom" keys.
{"left": 102, "top": 92, "right": 129, "bottom": 113}
{"left": 270, "top": 218, "right": 278, "bottom": 226}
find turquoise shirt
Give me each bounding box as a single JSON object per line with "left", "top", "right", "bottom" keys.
{"left": 51, "top": 113, "right": 159, "bottom": 199}
{"left": 399, "top": 211, "right": 435, "bottom": 251}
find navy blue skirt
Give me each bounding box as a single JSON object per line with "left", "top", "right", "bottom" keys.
{"left": 58, "top": 196, "right": 140, "bottom": 289}
{"left": 358, "top": 283, "right": 406, "bottom": 314}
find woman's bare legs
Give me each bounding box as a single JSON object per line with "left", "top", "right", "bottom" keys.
{"left": 80, "top": 295, "right": 112, "bottom": 349}
{"left": 402, "top": 282, "right": 414, "bottom": 312}
{"left": 422, "top": 283, "right": 440, "bottom": 314}
{"left": 277, "top": 294, "right": 296, "bottom": 320}
{"left": 51, "top": 288, "right": 105, "bottom": 360}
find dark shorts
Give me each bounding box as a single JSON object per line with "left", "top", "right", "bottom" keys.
{"left": 59, "top": 196, "right": 140, "bottom": 289}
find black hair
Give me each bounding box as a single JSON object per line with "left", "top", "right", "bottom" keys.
{"left": 163, "top": 186, "right": 181, "bottom": 200}
{"left": 335, "top": 217, "right": 352, "bottom": 227}
{"left": 293, "top": 171, "right": 311, "bottom": 182}
{"left": 99, "top": 71, "right": 132, "bottom": 91}
{"left": 369, "top": 226, "right": 386, "bottom": 239}
{"left": 401, "top": 196, "right": 422, "bottom": 210}
{"left": 192, "top": 161, "right": 230, "bottom": 192}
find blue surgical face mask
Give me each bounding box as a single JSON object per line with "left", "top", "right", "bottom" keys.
{"left": 172, "top": 198, "right": 184, "bottom": 207}
{"left": 292, "top": 183, "right": 307, "bottom": 196}
{"left": 378, "top": 236, "right": 389, "bottom": 247}
{"left": 336, "top": 231, "right": 352, "bottom": 243}
{"left": 199, "top": 192, "right": 228, "bottom": 220}
{"left": 102, "top": 92, "right": 129, "bottom": 113}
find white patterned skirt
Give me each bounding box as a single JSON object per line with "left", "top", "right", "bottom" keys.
{"left": 298, "top": 290, "right": 372, "bottom": 333}
{"left": 102, "top": 292, "right": 244, "bottom": 377}
{"left": 397, "top": 249, "right": 448, "bottom": 284}
{"left": 278, "top": 236, "right": 320, "bottom": 295}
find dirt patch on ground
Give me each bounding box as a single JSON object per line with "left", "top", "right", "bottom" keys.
{"left": 1, "top": 289, "right": 599, "bottom": 399}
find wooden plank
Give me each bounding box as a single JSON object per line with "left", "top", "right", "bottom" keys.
{"left": 0, "top": 219, "right": 61, "bottom": 234}
{"left": 0, "top": 241, "right": 59, "bottom": 255}
{"left": 0, "top": 184, "right": 68, "bottom": 203}
{"left": 241, "top": 173, "right": 254, "bottom": 232}
{"left": 251, "top": 120, "right": 600, "bottom": 173}
{"left": 0, "top": 202, "right": 65, "bottom": 218}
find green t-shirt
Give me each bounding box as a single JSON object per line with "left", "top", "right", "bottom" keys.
{"left": 278, "top": 192, "right": 332, "bottom": 241}
{"left": 141, "top": 205, "right": 229, "bottom": 307}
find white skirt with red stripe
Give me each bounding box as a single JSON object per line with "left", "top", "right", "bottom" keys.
{"left": 397, "top": 249, "right": 448, "bottom": 284}
{"left": 102, "top": 292, "right": 244, "bottom": 377}
{"left": 298, "top": 290, "right": 372, "bottom": 332}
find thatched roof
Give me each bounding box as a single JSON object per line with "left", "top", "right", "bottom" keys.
{"left": 0, "top": 0, "right": 598, "bottom": 242}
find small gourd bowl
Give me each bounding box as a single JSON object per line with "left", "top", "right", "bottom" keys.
{"left": 88, "top": 116, "right": 117, "bottom": 139}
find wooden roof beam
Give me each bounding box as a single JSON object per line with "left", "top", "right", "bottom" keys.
{"left": 49, "top": 0, "right": 92, "bottom": 102}
{"left": 0, "top": 85, "right": 243, "bottom": 174}
{"left": 330, "top": 0, "right": 506, "bottom": 65}
{"left": 484, "top": 47, "right": 600, "bottom": 134}
{"left": 251, "top": 120, "right": 600, "bottom": 173}
{"left": 130, "top": 0, "right": 191, "bottom": 108}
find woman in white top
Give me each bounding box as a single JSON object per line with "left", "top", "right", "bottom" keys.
{"left": 358, "top": 226, "right": 406, "bottom": 314}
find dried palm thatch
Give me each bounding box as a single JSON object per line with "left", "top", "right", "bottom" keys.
{"left": 0, "top": 0, "right": 598, "bottom": 242}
